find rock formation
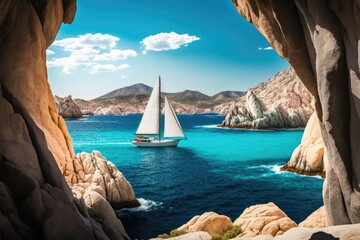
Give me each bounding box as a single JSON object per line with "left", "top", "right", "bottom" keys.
{"left": 235, "top": 224, "right": 360, "bottom": 240}
{"left": 234, "top": 202, "right": 297, "bottom": 238}
{"left": 220, "top": 67, "right": 314, "bottom": 129}
{"left": 151, "top": 232, "right": 211, "bottom": 240}
{"left": 71, "top": 151, "right": 139, "bottom": 208}
{"left": 55, "top": 95, "right": 82, "bottom": 119}
{"left": 233, "top": 0, "right": 360, "bottom": 225}
{"left": 299, "top": 206, "right": 327, "bottom": 228}
{"left": 0, "top": 0, "right": 137, "bottom": 239}
{"left": 281, "top": 113, "right": 325, "bottom": 177}
{"left": 177, "top": 212, "right": 233, "bottom": 235}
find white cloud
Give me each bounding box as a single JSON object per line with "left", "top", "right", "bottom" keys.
{"left": 93, "top": 49, "right": 137, "bottom": 61}
{"left": 47, "top": 33, "right": 136, "bottom": 74}
{"left": 90, "top": 63, "right": 130, "bottom": 74}
{"left": 141, "top": 32, "right": 200, "bottom": 53}
{"left": 46, "top": 50, "right": 55, "bottom": 55}
{"left": 121, "top": 75, "right": 126, "bottom": 79}
{"left": 258, "top": 46, "right": 273, "bottom": 51}
{"left": 53, "top": 33, "right": 119, "bottom": 51}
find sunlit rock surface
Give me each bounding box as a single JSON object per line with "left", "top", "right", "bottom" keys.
{"left": 219, "top": 68, "right": 314, "bottom": 129}
{"left": 178, "top": 212, "right": 233, "bottom": 235}
{"left": 281, "top": 113, "right": 325, "bottom": 177}
{"left": 55, "top": 95, "right": 82, "bottom": 119}
{"left": 234, "top": 202, "right": 297, "bottom": 238}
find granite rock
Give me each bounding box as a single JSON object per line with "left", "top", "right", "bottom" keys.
{"left": 233, "top": 0, "right": 360, "bottom": 225}
{"left": 281, "top": 112, "right": 325, "bottom": 177}
{"left": 219, "top": 68, "right": 314, "bottom": 129}
{"left": 55, "top": 95, "right": 82, "bottom": 119}
{"left": 178, "top": 212, "right": 233, "bottom": 236}
{"left": 234, "top": 202, "right": 297, "bottom": 238}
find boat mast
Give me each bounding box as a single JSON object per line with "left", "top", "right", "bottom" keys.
{"left": 158, "top": 75, "right": 161, "bottom": 141}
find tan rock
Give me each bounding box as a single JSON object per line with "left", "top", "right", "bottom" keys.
{"left": 234, "top": 202, "right": 297, "bottom": 238}
{"left": 71, "top": 151, "right": 139, "bottom": 208}
{"left": 219, "top": 68, "right": 314, "bottom": 129}
{"left": 178, "top": 212, "right": 233, "bottom": 235}
{"left": 299, "top": 206, "right": 327, "bottom": 228}
{"left": 55, "top": 95, "right": 82, "bottom": 119}
{"left": 150, "top": 231, "right": 211, "bottom": 240}
{"left": 234, "top": 224, "right": 360, "bottom": 240}
{"left": 281, "top": 112, "right": 325, "bottom": 177}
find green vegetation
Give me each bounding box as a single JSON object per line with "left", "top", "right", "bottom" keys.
{"left": 211, "top": 225, "right": 242, "bottom": 240}
{"left": 157, "top": 229, "right": 186, "bottom": 239}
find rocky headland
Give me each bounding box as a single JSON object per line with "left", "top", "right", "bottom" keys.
{"left": 55, "top": 95, "right": 83, "bottom": 119}
{"left": 219, "top": 67, "right": 314, "bottom": 129}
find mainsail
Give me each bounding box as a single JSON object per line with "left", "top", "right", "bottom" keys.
{"left": 164, "top": 96, "right": 185, "bottom": 138}
{"left": 136, "top": 78, "right": 160, "bottom": 135}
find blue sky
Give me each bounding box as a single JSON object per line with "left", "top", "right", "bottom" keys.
{"left": 47, "top": 0, "right": 289, "bottom": 100}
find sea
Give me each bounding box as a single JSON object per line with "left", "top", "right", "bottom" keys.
{"left": 66, "top": 114, "right": 324, "bottom": 240}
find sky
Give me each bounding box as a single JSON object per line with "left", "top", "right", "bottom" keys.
{"left": 47, "top": 0, "right": 289, "bottom": 100}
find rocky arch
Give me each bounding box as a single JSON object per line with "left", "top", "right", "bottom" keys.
{"left": 1, "top": 0, "right": 359, "bottom": 239}
{"left": 233, "top": 0, "right": 360, "bottom": 225}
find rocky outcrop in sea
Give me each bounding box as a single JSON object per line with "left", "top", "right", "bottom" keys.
{"left": 219, "top": 67, "right": 314, "bottom": 129}
{"left": 55, "top": 95, "right": 82, "bottom": 118}
{"left": 281, "top": 113, "right": 325, "bottom": 177}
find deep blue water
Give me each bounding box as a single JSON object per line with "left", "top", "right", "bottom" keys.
{"left": 66, "top": 114, "right": 323, "bottom": 240}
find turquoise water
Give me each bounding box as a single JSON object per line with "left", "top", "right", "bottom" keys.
{"left": 66, "top": 114, "right": 323, "bottom": 239}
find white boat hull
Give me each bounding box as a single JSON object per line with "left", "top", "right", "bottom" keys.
{"left": 132, "top": 139, "right": 180, "bottom": 147}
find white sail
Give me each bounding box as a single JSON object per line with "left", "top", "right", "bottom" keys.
{"left": 136, "top": 78, "right": 160, "bottom": 135}
{"left": 164, "top": 96, "right": 185, "bottom": 138}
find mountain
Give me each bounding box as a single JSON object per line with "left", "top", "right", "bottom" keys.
{"left": 96, "top": 83, "right": 152, "bottom": 99}
{"left": 73, "top": 86, "right": 244, "bottom": 115}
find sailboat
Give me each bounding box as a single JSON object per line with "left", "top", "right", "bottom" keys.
{"left": 132, "top": 76, "right": 186, "bottom": 147}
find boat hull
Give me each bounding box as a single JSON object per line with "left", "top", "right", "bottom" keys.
{"left": 132, "top": 139, "right": 180, "bottom": 147}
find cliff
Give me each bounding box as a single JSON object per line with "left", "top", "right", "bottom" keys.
{"left": 55, "top": 95, "right": 82, "bottom": 119}
{"left": 233, "top": 0, "right": 360, "bottom": 225}
{"left": 0, "top": 1, "right": 137, "bottom": 239}
{"left": 219, "top": 67, "right": 314, "bottom": 129}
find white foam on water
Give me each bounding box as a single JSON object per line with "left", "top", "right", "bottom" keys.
{"left": 129, "top": 198, "right": 163, "bottom": 212}
{"left": 195, "top": 124, "right": 220, "bottom": 129}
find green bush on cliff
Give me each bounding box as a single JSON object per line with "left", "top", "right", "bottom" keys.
{"left": 211, "top": 225, "right": 242, "bottom": 240}
{"left": 157, "top": 229, "right": 186, "bottom": 238}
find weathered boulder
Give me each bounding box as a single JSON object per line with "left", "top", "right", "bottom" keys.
{"left": 71, "top": 151, "right": 139, "bottom": 208}
{"left": 299, "top": 206, "right": 328, "bottom": 228}
{"left": 234, "top": 223, "right": 360, "bottom": 240}
{"left": 178, "top": 212, "right": 233, "bottom": 235}
{"left": 233, "top": 0, "right": 360, "bottom": 225}
{"left": 219, "top": 67, "right": 314, "bottom": 129}
{"left": 150, "top": 231, "right": 212, "bottom": 240}
{"left": 234, "top": 202, "right": 297, "bottom": 238}
{"left": 55, "top": 95, "right": 82, "bottom": 119}
{"left": 281, "top": 112, "right": 325, "bottom": 177}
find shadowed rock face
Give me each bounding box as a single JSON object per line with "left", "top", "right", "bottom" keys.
{"left": 0, "top": 0, "right": 134, "bottom": 239}
{"left": 233, "top": 0, "right": 360, "bottom": 225}
{"left": 55, "top": 95, "right": 82, "bottom": 119}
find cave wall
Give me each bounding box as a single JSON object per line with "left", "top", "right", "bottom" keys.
{"left": 233, "top": 0, "right": 360, "bottom": 225}
{"left": 0, "top": 0, "right": 77, "bottom": 184}
{"left": 0, "top": 0, "right": 130, "bottom": 239}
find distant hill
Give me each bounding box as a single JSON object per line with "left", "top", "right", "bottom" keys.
{"left": 73, "top": 83, "right": 245, "bottom": 115}
{"left": 96, "top": 83, "right": 152, "bottom": 100}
